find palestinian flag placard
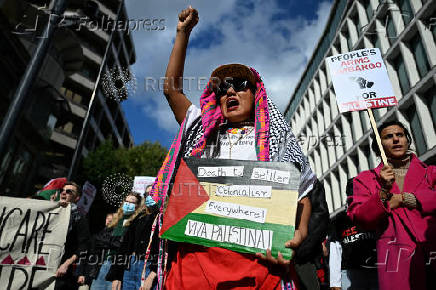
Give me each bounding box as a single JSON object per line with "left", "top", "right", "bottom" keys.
{"left": 160, "top": 157, "right": 300, "bottom": 259}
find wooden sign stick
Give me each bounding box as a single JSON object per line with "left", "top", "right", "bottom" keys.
{"left": 367, "top": 108, "right": 388, "bottom": 165}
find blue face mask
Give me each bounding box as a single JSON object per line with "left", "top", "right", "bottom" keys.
{"left": 145, "top": 195, "right": 156, "bottom": 207}
{"left": 122, "top": 202, "right": 136, "bottom": 215}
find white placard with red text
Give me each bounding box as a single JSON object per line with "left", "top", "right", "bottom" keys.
{"left": 326, "top": 48, "right": 397, "bottom": 112}
{"left": 133, "top": 176, "right": 156, "bottom": 196}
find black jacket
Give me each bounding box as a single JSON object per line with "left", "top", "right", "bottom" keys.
{"left": 62, "top": 206, "right": 91, "bottom": 264}
{"left": 106, "top": 209, "right": 159, "bottom": 281}
{"left": 294, "top": 179, "right": 329, "bottom": 264}
{"left": 76, "top": 226, "right": 119, "bottom": 281}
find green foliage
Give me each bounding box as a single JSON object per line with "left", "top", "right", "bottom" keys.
{"left": 80, "top": 139, "right": 167, "bottom": 190}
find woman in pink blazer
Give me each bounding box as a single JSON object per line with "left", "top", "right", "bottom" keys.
{"left": 347, "top": 121, "right": 436, "bottom": 290}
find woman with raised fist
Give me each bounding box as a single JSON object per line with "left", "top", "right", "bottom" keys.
{"left": 147, "top": 6, "right": 328, "bottom": 290}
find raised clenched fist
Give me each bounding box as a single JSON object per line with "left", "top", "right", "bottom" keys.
{"left": 177, "top": 6, "right": 199, "bottom": 34}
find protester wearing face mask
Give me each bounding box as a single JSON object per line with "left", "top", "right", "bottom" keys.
{"left": 122, "top": 200, "right": 136, "bottom": 215}
{"left": 107, "top": 190, "right": 159, "bottom": 290}
{"left": 94, "top": 192, "right": 142, "bottom": 290}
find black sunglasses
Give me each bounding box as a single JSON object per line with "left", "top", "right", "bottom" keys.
{"left": 213, "top": 78, "right": 253, "bottom": 98}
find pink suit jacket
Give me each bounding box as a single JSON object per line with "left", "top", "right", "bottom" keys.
{"left": 347, "top": 154, "right": 436, "bottom": 290}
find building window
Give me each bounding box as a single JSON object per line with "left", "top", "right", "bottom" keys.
{"left": 344, "top": 112, "right": 359, "bottom": 142}
{"left": 81, "top": 66, "right": 97, "bottom": 81}
{"left": 47, "top": 114, "right": 57, "bottom": 130}
{"left": 369, "top": 33, "right": 382, "bottom": 50}
{"left": 85, "top": 129, "right": 95, "bottom": 150}
{"left": 361, "top": 144, "right": 373, "bottom": 168}
{"left": 432, "top": 19, "right": 436, "bottom": 42}
{"left": 333, "top": 170, "right": 343, "bottom": 206}
{"left": 345, "top": 30, "right": 353, "bottom": 50}
{"left": 93, "top": 101, "right": 103, "bottom": 121}
{"left": 73, "top": 93, "right": 83, "bottom": 105}
{"left": 350, "top": 153, "right": 360, "bottom": 173}
{"left": 72, "top": 121, "right": 82, "bottom": 138}
{"left": 65, "top": 89, "right": 74, "bottom": 100}
{"left": 313, "top": 114, "right": 319, "bottom": 138}
{"left": 364, "top": 0, "right": 374, "bottom": 22}
{"left": 392, "top": 54, "right": 410, "bottom": 95}
{"left": 352, "top": 14, "right": 362, "bottom": 37}
{"left": 336, "top": 120, "right": 343, "bottom": 137}
{"left": 405, "top": 105, "right": 426, "bottom": 155}
{"left": 319, "top": 105, "right": 325, "bottom": 132}
{"left": 359, "top": 111, "right": 370, "bottom": 133}
{"left": 398, "top": 0, "right": 413, "bottom": 26}
{"left": 80, "top": 37, "right": 104, "bottom": 56}
{"left": 386, "top": 13, "right": 397, "bottom": 45}
{"left": 423, "top": 86, "right": 436, "bottom": 131}
{"left": 410, "top": 34, "right": 430, "bottom": 78}
{"left": 62, "top": 122, "right": 73, "bottom": 135}
{"left": 332, "top": 41, "right": 340, "bottom": 55}
{"left": 373, "top": 108, "right": 382, "bottom": 121}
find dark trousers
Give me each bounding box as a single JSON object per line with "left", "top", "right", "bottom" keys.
{"left": 295, "top": 262, "right": 320, "bottom": 290}
{"left": 54, "top": 268, "right": 78, "bottom": 290}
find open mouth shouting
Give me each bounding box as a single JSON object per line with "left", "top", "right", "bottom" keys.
{"left": 226, "top": 97, "right": 239, "bottom": 111}
{"left": 218, "top": 85, "right": 255, "bottom": 122}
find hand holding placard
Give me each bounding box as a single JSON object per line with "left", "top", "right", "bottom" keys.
{"left": 160, "top": 158, "right": 300, "bottom": 260}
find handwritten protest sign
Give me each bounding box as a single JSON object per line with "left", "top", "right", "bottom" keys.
{"left": 326, "top": 48, "right": 397, "bottom": 113}
{"left": 0, "top": 197, "right": 70, "bottom": 290}
{"left": 160, "top": 158, "right": 299, "bottom": 259}
{"left": 76, "top": 181, "right": 96, "bottom": 215}
{"left": 133, "top": 176, "right": 156, "bottom": 196}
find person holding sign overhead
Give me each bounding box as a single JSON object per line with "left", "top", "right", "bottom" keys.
{"left": 347, "top": 121, "right": 436, "bottom": 290}
{"left": 146, "top": 6, "right": 328, "bottom": 290}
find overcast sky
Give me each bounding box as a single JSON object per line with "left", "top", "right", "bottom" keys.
{"left": 121, "top": 0, "right": 332, "bottom": 148}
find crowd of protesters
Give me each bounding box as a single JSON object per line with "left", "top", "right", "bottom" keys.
{"left": 27, "top": 115, "right": 434, "bottom": 290}
{"left": 20, "top": 115, "right": 435, "bottom": 290}
{"left": 3, "top": 5, "right": 435, "bottom": 290}
{"left": 26, "top": 181, "right": 159, "bottom": 290}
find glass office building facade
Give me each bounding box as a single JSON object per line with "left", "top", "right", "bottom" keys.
{"left": 284, "top": 0, "right": 436, "bottom": 213}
